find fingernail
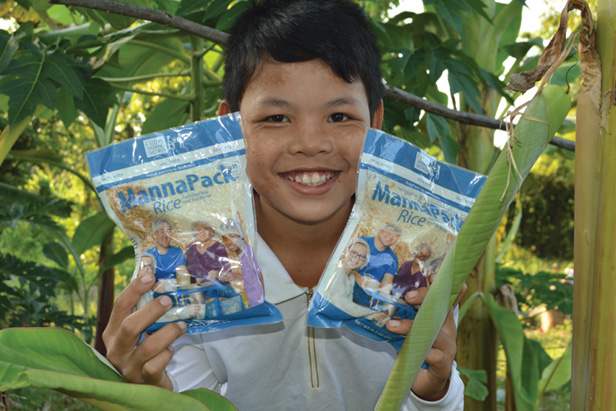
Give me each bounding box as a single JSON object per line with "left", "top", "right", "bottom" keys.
{"left": 140, "top": 274, "right": 154, "bottom": 284}
{"left": 177, "top": 321, "right": 187, "bottom": 330}
{"left": 407, "top": 291, "right": 418, "bottom": 299}
{"left": 388, "top": 320, "right": 400, "bottom": 329}
{"left": 160, "top": 296, "right": 172, "bottom": 307}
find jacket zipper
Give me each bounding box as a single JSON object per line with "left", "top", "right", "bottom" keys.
{"left": 306, "top": 289, "right": 319, "bottom": 389}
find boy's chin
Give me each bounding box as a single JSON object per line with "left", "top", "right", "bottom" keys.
{"left": 287, "top": 205, "right": 352, "bottom": 226}
{"left": 268, "top": 202, "right": 352, "bottom": 227}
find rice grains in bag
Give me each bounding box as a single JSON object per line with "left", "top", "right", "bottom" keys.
{"left": 308, "top": 129, "right": 486, "bottom": 350}
{"left": 87, "top": 113, "right": 281, "bottom": 333}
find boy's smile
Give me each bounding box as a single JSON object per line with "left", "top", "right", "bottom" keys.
{"left": 282, "top": 170, "right": 335, "bottom": 187}
{"left": 220, "top": 59, "right": 383, "bottom": 228}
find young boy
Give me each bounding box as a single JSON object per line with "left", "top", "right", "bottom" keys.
{"left": 103, "top": 1, "right": 464, "bottom": 409}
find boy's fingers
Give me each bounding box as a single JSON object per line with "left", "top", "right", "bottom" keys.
{"left": 424, "top": 348, "right": 449, "bottom": 373}
{"left": 404, "top": 287, "right": 428, "bottom": 305}
{"left": 142, "top": 348, "right": 176, "bottom": 387}
{"left": 412, "top": 360, "right": 451, "bottom": 400}
{"left": 109, "top": 296, "right": 175, "bottom": 355}
{"left": 133, "top": 321, "right": 187, "bottom": 366}
{"left": 385, "top": 319, "right": 413, "bottom": 335}
{"left": 105, "top": 294, "right": 174, "bottom": 373}
{"left": 115, "top": 321, "right": 186, "bottom": 384}
{"left": 105, "top": 275, "right": 156, "bottom": 338}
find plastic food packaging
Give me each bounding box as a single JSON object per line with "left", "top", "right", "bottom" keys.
{"left": 87, "top": 113, "right": 281, "bottom": 333}
{"left": 307, "top": 129, "right": 486, "bottom": 349}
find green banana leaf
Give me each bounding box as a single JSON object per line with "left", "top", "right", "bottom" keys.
{"left": 0, "top": 328, "right": 238, "bottom": 411}
{"left": 537, "top": 341, "right": 572, "bottom": 398}
{"left": 377, "top": 85, "right": 571, "bottom": 410}
{"left": 483, "top": 293, "right": 538, "bottom": 410}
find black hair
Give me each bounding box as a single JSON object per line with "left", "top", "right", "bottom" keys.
{"left": 223, "top": 0, "right": 385, "bottom": 118}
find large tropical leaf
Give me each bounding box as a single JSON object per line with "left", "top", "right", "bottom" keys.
{"left": 0, "top": 30, "right": 19, "bottom": 73}
{"left": 537, "top": 341, "right": 571, "bottom": 395}
{"left": 376, "top": 85, "right": 571, "bottom": 409}
{"left": 0, "top": 253, "right": 78, "bottom": 295}
{"left": 101, "top": 245, "right": 135, "bottom": 271}
{"left": 76, "top": 0, "right": 154, "bottom": 30}
{"left": 457, "top": 366, "right": 488, "bottom": 401}
{"left": 72, "top": 211, "right": 117, "bottom": 255}
{"left": 75, "top": 77, "right": 116, "bottom": 129}
{"left": 0, "top": 46, "right": 88, "bottom": 127}
{"left": 141, "top": 98, "right": 190, "bottom": 134}
{"left": 0, "top": 328, "right": 238, "bottom": 410}
{"left": 0, "top": 182, "right": 74, "bottom": 229}
{"left": 42, "top": 241, "right": 69, "bottom": 268}
{"left": 97, "top": 36, "right": 186, "bottom": 79}
{"left": 483, "top": 294, "right": 538, "bottom": 409}
{"left": 8, "top": 149, "right": 96, "bottom": 192}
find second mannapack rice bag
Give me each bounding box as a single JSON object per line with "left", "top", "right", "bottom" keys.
{"left": 307, "top": 129, "right": 486, "bottom": 350}
{"left": 87, "top": 113, "right": 281, "bottom": 333}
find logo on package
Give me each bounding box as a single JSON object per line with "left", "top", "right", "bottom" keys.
{"left": 143, "top": 136, "right": 169, "bottom": 157}
{"left": 414, "top": 152, "right": 440, "bottom": 180}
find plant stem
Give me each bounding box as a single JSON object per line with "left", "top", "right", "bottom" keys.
{"left": 108, "top": 84, "right": 196, "bottom": 101}
{"left": 190, "top": 36, "right": 205, "bottom": 122}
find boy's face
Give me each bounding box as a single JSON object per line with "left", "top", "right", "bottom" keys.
{"left": 220, "top": 59, "right": 382, "bottom": 226}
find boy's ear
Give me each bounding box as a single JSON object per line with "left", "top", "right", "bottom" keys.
{"left": 371, "top": 101, "right": 384, "bottom": 130}
{"left": 218, "top": 100, "right": 233, "bottom": 116}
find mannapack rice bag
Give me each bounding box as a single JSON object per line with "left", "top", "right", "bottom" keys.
{"left": 87, "top": 113, "right": 281, "bottom": 333}
{"left": 307, "top": 128, "right": 486, "bottom": 350}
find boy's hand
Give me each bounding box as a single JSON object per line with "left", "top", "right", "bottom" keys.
{"left": 102, "top": 274, "right": 187, "bottom": 389}
{"left": 384, "top": 284, "right": 467, "bottom": 401}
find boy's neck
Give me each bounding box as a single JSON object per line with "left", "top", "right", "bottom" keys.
{"left": 256, "top": 200, "right": 352, "bottom": 289}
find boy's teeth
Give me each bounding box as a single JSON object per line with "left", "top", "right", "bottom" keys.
{"left": 288, "top": 172, "right": 333, "bottom": 186}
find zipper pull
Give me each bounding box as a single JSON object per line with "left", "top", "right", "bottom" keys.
{"left": 306, "top": 288, "right": 314, "bottom": 305}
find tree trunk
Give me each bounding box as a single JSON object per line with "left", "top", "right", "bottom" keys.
{"left": 94, "top": 233, "right": 115, "bottom": 355}
{"left": 456, "top": 3, "right": 502, "bottom": 408}
{"left": 572, "top": 0, "right": 616, "bottom": 408}
{"left": 457, "top": 237, "right": 498, "bottom": 410}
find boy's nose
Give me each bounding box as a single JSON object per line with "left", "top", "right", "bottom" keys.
{"left": 288, "top": 124, "right": 334, "bottom": 156}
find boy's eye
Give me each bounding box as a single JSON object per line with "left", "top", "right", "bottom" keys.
{"left": 329, "top": 113, "right": 350, "bottom": 122}
{"left": 266, "top": 115, "right": 289, "bottom": 123}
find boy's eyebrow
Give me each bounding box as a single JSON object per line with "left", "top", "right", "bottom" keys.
{"left": 326, "top": 97, "right": 363, "bottom": 107}
{"left": 255, "top": 96, "right": 363, "bottom": 109}
{"left": 257, "top": 98, "right": 294, "bottom": 109}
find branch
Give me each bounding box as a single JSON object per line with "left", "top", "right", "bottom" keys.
{"left": 385, "top": 85, "right": 575, "bottom": 151}
{"left": 49, "top": 0, "right": 230, "bottom": 44}
{"left": 50, "top": 0, "right": 575, "bottom": 152}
